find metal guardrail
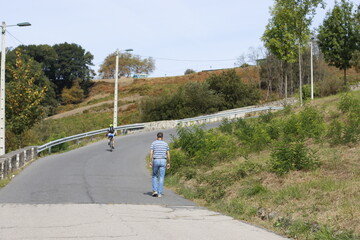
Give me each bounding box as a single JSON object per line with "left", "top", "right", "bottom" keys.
{"left": 37, "top": 106, "right": 284, "bottom": 154}
{"left": 177, "top": 106, "right": 283, "bottom": 124}
{"left": 37, "top": 123, "right": 145, "bottom": 153}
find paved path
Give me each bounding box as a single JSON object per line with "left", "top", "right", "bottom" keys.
{"left": 0, "top": 129, "right": 288, "bottom": 239}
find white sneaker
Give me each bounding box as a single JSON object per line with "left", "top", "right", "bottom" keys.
{"left": 152, "top": 191, "right": 158, "bottom": 197}
{"left": 158, "top": 194, "right": 162, "bottom": 198}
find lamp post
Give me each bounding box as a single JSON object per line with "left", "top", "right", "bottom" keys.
{"left": 310, "top": 38, "right": 314, "bottom": 100}
{"left": 113, "top": 48, "right": 133, "bottom": 129}
{"left": 0, "top": 21, "right": 31, "bottom": 155}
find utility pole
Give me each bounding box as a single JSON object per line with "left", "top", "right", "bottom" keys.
{"left": 113, "top": 49, "right": 119, "bottom": 128}
{"left": 310, "top": 40, "right": 314, "bottom": 100}
{"left": 0, "top": 21, "right": 30, "bottom": 155}
{"left": 0, "top": 22, "right": 6, "bottom": 155}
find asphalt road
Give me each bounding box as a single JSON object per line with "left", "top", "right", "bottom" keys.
{"left": 0, "top": 129, "right": 194, "bottom": 206}
{"left": 0, "top": 127, "right": 289, "bottom": 239}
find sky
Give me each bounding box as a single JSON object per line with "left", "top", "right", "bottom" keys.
{"left": 1, "top": 0, "right": 343, "bottom": 78}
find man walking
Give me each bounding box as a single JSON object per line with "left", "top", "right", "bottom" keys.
{"left": 149, "top": 132, "right": 170, "bottom": 198}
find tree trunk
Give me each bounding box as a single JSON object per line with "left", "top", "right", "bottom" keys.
{"left": 344, "top": 68, "right": 347, "bottom": 86}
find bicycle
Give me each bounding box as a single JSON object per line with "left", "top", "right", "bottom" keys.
{"left": 107, "top": 133, "right": 115, "bottom": 152}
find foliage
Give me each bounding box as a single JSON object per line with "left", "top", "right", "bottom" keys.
{"left": 61, "top": 79, "right": 85, "bottom": 104}
{"left": 351, "top": 50, "right": 360, "bottom": 73}
{"left": 281, "top": 105, "right": 325, "bottom": 142}
{"left": 5, "top": 47, "right": 58, "bottom": 115}
{"left": 206, "top": 69, "right": 261, "bottom": 109}
{"left": 16, "top": 43, "right": 95, "bottom": 97}
{"left": 52, "top": 42, "right": 95, "bottom": 95}
{"left": 318, "top": 0, "right": 360, "bottom": 85}
{"left": 140, "top": 82, "right": 223, "bottom": 121}
{"left": 99, "top": 51, "right": 155, "bottom": 78}
{"left": 172, "top": 125, "right": 238, "bottom": 167}
{"left": 328, "top": 93, "right": 360, "bottom": 145}
{"left": 6, "top": 50, "right": 47, "bottom": 147}
{"left": 184, "top": 69, "right": 196, "bottom": 75}
{"left": 269, "top": 141, "right": 320, "bottom": 176}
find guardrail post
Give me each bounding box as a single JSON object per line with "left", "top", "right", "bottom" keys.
{"left": 48, "top": 147, "right": 52, "bottom": 154}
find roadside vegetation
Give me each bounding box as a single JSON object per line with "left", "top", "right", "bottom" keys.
{"left": 165, "top": 91, "right": 360, "bottom": 240}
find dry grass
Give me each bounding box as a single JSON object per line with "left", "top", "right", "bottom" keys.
{"left": 166, "top": 91, "right": 360, "bottom": 239}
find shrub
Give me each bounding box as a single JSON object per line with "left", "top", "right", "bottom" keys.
{"left": 302, "top": 84, "right": 320, "bottom": 100}
{"left": 184, "top": 69, "right": 196, "bottom": 75}
{"left": 281, "top": 106, "right": 325, "bottom": 142}
{"left": 140, "top": 82, "right": 223, "bottom": 122}
{"left": 61, "top": 79, "right": 84, "bottom": 104}
{"left": 206, "top": 69, "right": 261, "bottom": 109}
{"left": 269, "top": 141, "right": 320, "bottom": 176}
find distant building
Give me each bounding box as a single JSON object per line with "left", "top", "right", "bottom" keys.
{"left": 133, "top": 73, "right": 148, "bottom": 79}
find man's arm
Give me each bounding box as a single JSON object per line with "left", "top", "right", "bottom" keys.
{"left": 166, "top": 150, "right": 170, "bottom": 169}
{"left": 149, "top": 149, "right": 154, "bottom": 167}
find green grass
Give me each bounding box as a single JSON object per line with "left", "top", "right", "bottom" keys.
{"left": 165, "top": 90, "right": 360, "bottom": 240}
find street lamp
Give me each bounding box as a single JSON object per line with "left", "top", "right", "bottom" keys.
{"left": 1, "top": 21, "right": 31, "bottom": 155}
{"left": 310, "top": 38, "right": 314, "bottom": 100}
{"left": 113, "top": 48, "right": 133, "bottom": 129}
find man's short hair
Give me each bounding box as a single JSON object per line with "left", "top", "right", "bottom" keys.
{"left": 157, "top": 132, "right": 163, "bottom": 138}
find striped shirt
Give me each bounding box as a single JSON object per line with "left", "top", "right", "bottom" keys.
{"left": 151, "top": 140, "right": 169, "bottom": 159}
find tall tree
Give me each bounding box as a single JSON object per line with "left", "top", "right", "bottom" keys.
{"left": 262, "top": 0, "right": 325, "bottom": 103}
{"left": 7, "top": 46, "right": 58, "bottom": 114}
{"left": 6, "top": 50, "right": 47, "bottom": 146}
{"left": 99, "top": 52, "right": 155, "bottom": 79}
{"left": 52, "top": 42, "right": 95, "bottom": 95}
{"left": 17, "top": 44, "right": 58, "bottom": 79}
{"left": 318, "top": 0, "right": 359, "bottom": 85}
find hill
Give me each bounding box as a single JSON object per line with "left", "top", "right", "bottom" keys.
{"left": 165, "top": 90, "right": 360, "bottom": 240}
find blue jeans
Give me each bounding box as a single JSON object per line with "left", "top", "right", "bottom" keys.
{"left": 152, "top": 159, "right": 166, "bottom": 194}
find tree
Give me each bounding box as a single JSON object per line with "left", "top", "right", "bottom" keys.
{"left": 350, "top": 4, "right": 360, "bottom": 73}
{"left": 52, "top": 42, "right": 95, "bottom": 95}
{"left": 184, "top": 69, "right": 196, "bottom": 75}
{"left": 7, "top": 46, "right": 58, "bottom": 114}
{"left": 6, "top": 50, "right": 47, "bottom": 146}
{"left": 99, "top": 52, "right": 155, "bottom": 78}
{"left": 318, "top": 0, "right": 360, "bottom": 85}
{"left": 262, "top": 0, "right": 325, "bottom": 103}
{"left": 206, "top": 69, "right": 261, "bottom": 109}
{"left": 17, "top": 44, "right": 58, "bottom": 80}
{"left": 351, "top": 50, "right": 360, "bottom": 72}
{"left": 61, "top": 79, "right": 84, "bottom": 104}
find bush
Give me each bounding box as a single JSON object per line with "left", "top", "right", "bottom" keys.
{"left": 184, "top": 69, "right": 196, "bottom": 75}
{"left": 302, "top": 84, "right": 320, "bottom": 100}
{"left": 206, "top": 69, "right": 261, "bottom": 109}
{"left": 269, "top": 141, "right": 320, "bottom": 176}
{"left": 140, "top": 82, "right": 223, "bottom": 122}
{"left": 174, "top": 126, "right": 238, "bottom": 166}
{"left": 328, "top": 93, "right": 360, "bottom": 144}
{"left": 281, "top": 106, "right": 325, "bottom": 142}
{"left": 317, "top": 72, "right": 343, "bottom": 97}
{"left": 61, "top": 80, "right": 84, "bottom": 104}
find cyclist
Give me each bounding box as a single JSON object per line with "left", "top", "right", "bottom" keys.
{"left": 107, "top": 124, "right": 116, "bottom": 149}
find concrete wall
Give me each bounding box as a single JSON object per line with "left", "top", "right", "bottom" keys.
{"left": 0, "top": 147, "right": 37, "bottom": 180}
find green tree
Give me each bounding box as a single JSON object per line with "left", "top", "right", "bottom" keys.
{"left": 184, "top": 69, "right": 196, "bottom": 75}
{"left": 6, "top": 47, "right": 58, "bottom": 115}
{"left": 206, "top": 69, "right": 261, "bottom": 109}
{"left": 318, "top": 0, "right": 360, "bottom": 85}
{"left": 17, "top": 44, "right": 58, "bottom": 80}
{"left": 6, "top": 50, "right": 47, "bottom": 147}
{"left": 263, "top": 0, "right": 325, "bottom": 103}
{"left": 99, "top": 52, "right": 155, "bottom": 78}
{"left": 52, "top": 42, "right": 95, "bottom": 95}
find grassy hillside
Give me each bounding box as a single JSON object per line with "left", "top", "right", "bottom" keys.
{"left": 20, "top": 68, "right": 260, "bottom": 150}
{"left": 165, "top": 91, "right": 360, "bottom": 240}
